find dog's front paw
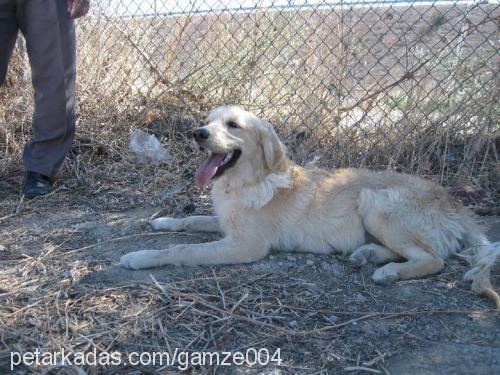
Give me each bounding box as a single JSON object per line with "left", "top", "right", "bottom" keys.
{"left": 120, "top": 250, "right": 158, "bottom": 269}
{"left": 151, "top": 217, "right": 183, "bottom": 231}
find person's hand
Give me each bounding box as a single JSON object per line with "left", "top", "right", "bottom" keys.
{"left": 67, "top": 0, "right": 90, "bottom": 19}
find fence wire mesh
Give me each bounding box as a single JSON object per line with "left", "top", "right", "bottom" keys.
{"left": 5, "top": 1, "right": 500, "bottom": 198}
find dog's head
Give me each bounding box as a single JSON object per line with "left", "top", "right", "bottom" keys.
{"left": 193, "top": 106, "right": 288, "bottom": 188}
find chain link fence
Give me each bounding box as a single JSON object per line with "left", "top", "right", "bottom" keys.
{"left": 10, "top": 1, "right": 499, "bottom": 198}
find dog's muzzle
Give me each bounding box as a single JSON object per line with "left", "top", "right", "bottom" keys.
{"left": 193, "top": 128, "right": 209, "bottom": 143}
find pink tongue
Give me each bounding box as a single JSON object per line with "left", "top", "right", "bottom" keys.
{"left": 195, "top": 153, "right": 227, "bottom": 188}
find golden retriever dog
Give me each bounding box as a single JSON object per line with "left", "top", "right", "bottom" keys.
{"left": 121, "top": 106, "right": 500, "bottom": 308}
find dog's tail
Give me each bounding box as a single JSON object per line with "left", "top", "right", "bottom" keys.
{"left": 459, "top": 215, "right": 500, "bottom": 309}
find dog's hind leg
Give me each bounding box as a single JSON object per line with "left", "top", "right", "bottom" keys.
{"left": 350, "top": 244, "right": 402, "bottom": 266}
{"left": 151, "top": 216, "right": 220, "bottom": 233}
{"left": 357, "top": 187, "right": 445, "bottom": 284}
{"left": 371, "top": 246, "right": 444, "bottom": 285}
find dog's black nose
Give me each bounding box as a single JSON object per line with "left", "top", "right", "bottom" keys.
{"left": 193, "top": 128, "right": 210, "bottom": 142}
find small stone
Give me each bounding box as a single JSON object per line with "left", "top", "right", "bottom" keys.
{"left": 287, "top": 255, "right": 297, "bottom": 261}
{"left": 62, "top": 269, "right": 72, "bottom": 278}
{"left": 306, "top": 259, "right": 314, "bottom": 266}
{"left": 0, "top": 245, "right": 5, "bottom": 251}
{"left": 321, "top": 261, "right": 343, "bottom": 275}
{"left": 326, "top": 315, "right": 339, "bottom": 324}
{"left": 63, "top": 179, "right": 79, "bottom": 189}
{"left": 30, "top": 224, "right": 42, "bottom": 235}
{"left": 354, "top": 293, "right": 367, "bottom": 303}
{"left": 288, "top": 320, "right": 298, "bottom": 328}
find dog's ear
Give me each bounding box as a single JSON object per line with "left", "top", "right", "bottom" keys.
{"left": 258, "top": 121, "right": 287, "bottom": 172}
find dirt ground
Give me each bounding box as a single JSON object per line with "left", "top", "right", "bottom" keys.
{"left": 0, "top": 172, "right": 499, "bottom": 374}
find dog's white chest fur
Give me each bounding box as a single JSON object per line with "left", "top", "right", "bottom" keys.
{"left": 212, "top": 171, "right": 292, "bottom": 210}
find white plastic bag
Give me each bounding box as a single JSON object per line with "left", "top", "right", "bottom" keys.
{"left": 129, "top": 129, "right": 169, "bottom": 164}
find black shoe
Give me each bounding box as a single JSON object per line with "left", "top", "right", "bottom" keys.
{"left": 22, "top": 171, "right": 52, "bottom": 198}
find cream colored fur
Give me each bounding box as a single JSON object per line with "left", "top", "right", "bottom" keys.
{"left": 121, "top": 106, "right": 499, "bottom": 309}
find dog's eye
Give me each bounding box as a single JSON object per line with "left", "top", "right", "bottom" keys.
{"left": 227, "top": 121, "right": 239, "bottom": 129}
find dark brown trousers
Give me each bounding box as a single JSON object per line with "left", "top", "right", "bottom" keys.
{"left": 0, "top": 0, "right": 76, "bottom": 177}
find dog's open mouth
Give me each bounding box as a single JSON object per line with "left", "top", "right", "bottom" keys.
{"left": 195, "top": 149, "right": 241, "bottom": 188}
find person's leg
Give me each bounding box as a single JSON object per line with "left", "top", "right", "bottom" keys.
{"left": 0, "top": 0, "right": 18, "bottom": 86}
{"left": 17, "top": 0, "right": 76, "bottom": 178}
